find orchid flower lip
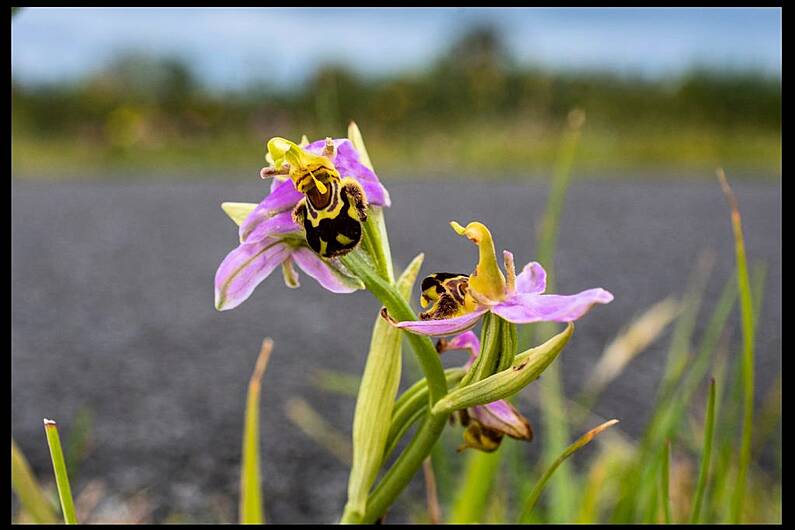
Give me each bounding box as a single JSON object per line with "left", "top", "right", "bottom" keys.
{"left": 385, "top": 222, "right": 613, "bottom": 337}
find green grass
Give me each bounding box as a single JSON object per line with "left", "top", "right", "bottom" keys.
{"left": 519, "top": 420, "right": 619, "bottom": 522}
{"left": 43, "top": 419, "right": 78, "bottom": 524}
{"left": 11, "top": 438, "right": 59, "bottom": 524}
{"left": 11, "top": 121, "right": 781, "bottom": 181}
{"left": 239, "top": 338, "right": 273, "bottom": 524}
{"left": 690, "top": 378, "right": 717, "bottom": 523}
{"left": 718, "top": 169, "right": 757, "bottom": 523}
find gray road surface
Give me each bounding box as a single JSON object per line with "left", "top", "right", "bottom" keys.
{"left": 11, "top": 178, "right": 781, "bottom": 523}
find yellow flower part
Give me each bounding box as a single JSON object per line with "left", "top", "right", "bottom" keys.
{"left": 266, "top": 136, "right": 340, "bottom": 194}
{"left": 450, "top": 221, "right": 507, "bottom": 303}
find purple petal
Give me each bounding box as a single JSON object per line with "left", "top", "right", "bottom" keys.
{"left": 215, "top": 239, "right": 291, "bottom": 311}
{"left": 470, "top": 400, "right": 533, "bottom": 440}
{"left": 306, "top": 138, "right": 391, "bottom": 207}
{"left": 241, "top": 211, "right": 301, "bottom": 244}
{"left": 515, "top": 261, "right": 547, "bottom": 294}
{"left": 240, "top": 179, "right": 303, "bottom": 243}
{"left": 392, "top": 308, "right": 489, "bottom": 337}
{"left": 291, "top": 247, "right": 363, "bottom": 293}
{"left": 492, "top": 288, "right": 614, "bottom": 324}
{"left": 438, "top": 331, "right": 481, "bottom": 368}
{"left": 270, "top": 176, "right": 290, "bottom": 193}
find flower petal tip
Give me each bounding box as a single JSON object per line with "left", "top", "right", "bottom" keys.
{"left": 450, "top": 220, "right": 466, "bottom": 235}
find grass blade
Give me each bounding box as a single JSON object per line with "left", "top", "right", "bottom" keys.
{"left": 717, "top": 169, "right": 755, "bottom": 524}
{"left": 661, "top": 440, "right": 671, "bottom": 524}
{"left": 449, "top": 450, "right": 502, "bottom": 523}
{"left": 691, "top": 378, "right": 717, "bottom": 523}
{"left": 285, "top": 397, "right": 352, "bottom": 465}
{"left": 43, "top": 419, "right": 77, "bottom": 524}
{"left": 11, "top": 438, "right": 59, "bottom": 523}
{"left": 578, "top": 297, "right": 680, "bottom": 416}
{"left": 530, "top": 110, "right": 586, "bottom": 521}
{"left": 611, "top": 253, "right": 714, "bottom": 523}
{"left": 239, "top": 338, "right": 273, "bottom": 524}
{"left": 311, "top": 369, "right": 361, "bottom": 397}
{"left": 519, "top": 419, "right": 619, "bottom": 522}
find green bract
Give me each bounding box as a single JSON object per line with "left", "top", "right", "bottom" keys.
{"left": 431, "top": 323, "right": 574, "bottom": 416}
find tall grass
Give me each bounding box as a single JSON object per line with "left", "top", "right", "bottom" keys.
{"left": 43, "top": 419, "right": 78, "bottom": 524}
{"left": 239, "top": 338, "right": 273, "bottom": 524}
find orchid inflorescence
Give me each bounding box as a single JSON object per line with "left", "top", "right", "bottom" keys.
{"left": 214, "top": 123, "right": 613, "bottom": 523}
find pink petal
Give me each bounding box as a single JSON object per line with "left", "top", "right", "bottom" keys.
{"left": 437, "top": 331, "right": 481, "bottom": 369}
{"left": 214, "top": 239, "right": 291, "bottom": 311}
{"left": 239, "top": 179, "right": 303, "bottom": 243}
{"left": 392, "top": 308, "right": 489, "bottom": 337}
{"left": 470, "top": 400, "right": 533, "bottom": 440}
{"left": 291, "top": 247, "right": 363, "bottom": 294}
{"left": 306, "top": 138, "right": 391, "bottom": 207}
{"left": 515, "top": 261, "right": 547, "bottom": 294}
{"left": 241, "top": 211, "right": 300, "bottom": 244}
{"left": 492, "top": 289, "right": 614, "bottom": 324}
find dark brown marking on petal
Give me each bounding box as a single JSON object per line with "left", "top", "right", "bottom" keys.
{"left": 341, "top": 179, "right": 368, "bottom": 222}
{"left": 292, "top": 199, "right": 307, "bottom": 227}
{"left": 306, "top": 181, "right": 333, "bottom": 210}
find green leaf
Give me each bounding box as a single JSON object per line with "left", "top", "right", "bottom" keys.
{"left": 43, "top": 419, "right": 77, "bottom": 524}
{"left": 449, "top": 450, "right": 503, "bottom": 524}
{"left": 691, "top": 378, "right": 717, "bottom": 523}
{"left": 661, "top": 440, "right": 672, "bottom": 524}
{"left": 718, "top": 169, "right": 756, "bottom": 524}
{"left": 519, "top": 419, "right": 619, "bottom": 522}
{"left": 239, "top": 338, "right": 273, "bottom": 524}
{"left": 11, "top": 438, "right": 59, "bottom": 524}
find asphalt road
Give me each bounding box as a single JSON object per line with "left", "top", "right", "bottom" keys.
{"left": 11, "top": 178, "right": 781, "bottom": 523}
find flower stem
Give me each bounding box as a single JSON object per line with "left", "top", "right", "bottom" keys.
{"left": 341, "top": 249, "right": 451, "bottom": 522}
{"left": 363, "top": 412, "right": 450, "bottom": 522}
{"left": 340, "top": 250, "right": 447, "bottom": 404}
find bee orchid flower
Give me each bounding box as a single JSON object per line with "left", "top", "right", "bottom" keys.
{"left": 214, "top": 134, "right": 390, "bottom": 311}
{"left": 385, "top": 221, "right": 613, "bottom": 336}
{"left": 437, "top": 331, "right": 533, "bottom": 452}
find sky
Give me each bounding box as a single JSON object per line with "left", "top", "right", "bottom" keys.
{"left": 11, "top": 7, "right": 782, "bottom": 91}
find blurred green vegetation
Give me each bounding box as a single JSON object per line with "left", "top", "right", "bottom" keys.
{"left": 12, "top": 27, "right": 781, "bottom": 179}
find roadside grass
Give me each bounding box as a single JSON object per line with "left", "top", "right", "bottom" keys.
{"left": 11, "top": 122, "right": 781, "bottom": 181}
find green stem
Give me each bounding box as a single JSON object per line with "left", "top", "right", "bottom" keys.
{"left": 340, "top": 250, "right": 447, "bottom": 404}
{"left": 385, "top": 369, "right": 466, "bottom": 461}
{"left": 363, "top": 412, "right": 450, "bottom": 523}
